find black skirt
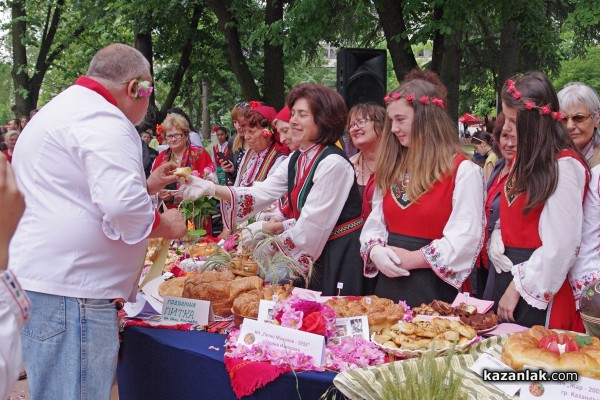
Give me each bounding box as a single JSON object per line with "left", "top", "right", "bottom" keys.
{"left": 487, "top": 246, "right": 547, "bottom": 327}
{"left": 374, "top": 233, "right": 458, "bottom": 307}
{"left": 298, "top": 228, "right": 364, "bottom": 296}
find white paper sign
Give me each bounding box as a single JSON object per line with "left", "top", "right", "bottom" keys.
{"left": 257, "top": 300, "right": 277, "bottom": 323}
{"left": 238, "top": 319, "right": 326, "bottom": 367}
{"left": 291, "top": 287, "right": 322, "bottom": 301}
{"left": 470, "top": 352, "right": 521, "bottom": 397}
{"left": 329, "top": 316, "right": 370, "bottom": 345}
{"left": 161, "top": 296, "right": 214, "bottom": 325}
{"left": 520, "top": 374, "right": 600, "bottom": 399}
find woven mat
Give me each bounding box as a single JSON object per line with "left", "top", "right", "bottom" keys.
{"left": 334, "top": 334, "right": 517, "bottom": 400}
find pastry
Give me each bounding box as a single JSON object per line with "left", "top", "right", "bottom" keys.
{"left": 501, "top": 325, "right": 600, "bottom": 379}
{"left": 172, "top": 167, "right": 192, "bottom": 180}
{"left": 325, "top": 295, "right": 405, "bottom": 334}
{"left": 158, "top": 277, "right": 186, "bottom": 298}
{"left": 460, "top": 312, "right": 498, "bottom": 331}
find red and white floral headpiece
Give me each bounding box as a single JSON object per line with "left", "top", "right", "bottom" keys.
{"left": 506, "top": 79, "right": 564, "bottom": 121}
{"left": 384, "top": 92, "right": 445, "bottom": 109}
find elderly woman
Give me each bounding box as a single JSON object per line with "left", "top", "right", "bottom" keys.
{"left": 557, "top": 83, "right": 600, "bottom": 328}
{"left": 180, "top": 84, "right": 364, "bottom": 295}
{"left": 347, "top": 103, "right": 386, "bottom": 220}
{"left": 3, "top": 131, "right": 19, "bottom": 163}
{"left": 152, "top": 113, "right": 215, "bottom": 208}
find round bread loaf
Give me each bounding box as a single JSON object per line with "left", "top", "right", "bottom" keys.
{"left": 501, "top": 325, "right": 600, "bottom": 379}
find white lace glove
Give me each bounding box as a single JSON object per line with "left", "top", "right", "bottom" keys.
{"left": 240, "top": 221, "right": 264, "bottom": 247}
{"left": 488, "top": 228, "right": 513, "bottom": 273}
{"left": 370, "top": 245, "right": 410, "bottom": 278}
{"left": 179, "top": 176, "right": 216, "bottom": 200}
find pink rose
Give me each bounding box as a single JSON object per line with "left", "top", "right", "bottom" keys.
{"left": 405, "top": 93, "right": 414, "bottom": 102}
{"left": 420, "top": 96, "right": 429, "bottom": 104}
{"left": 392, "top": 92, "right": 400, "bottom": 100}
{"left": 294, "top": 300, "right": 322, "bottom": 314}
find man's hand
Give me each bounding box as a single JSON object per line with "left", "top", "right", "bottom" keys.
{"left": 0, "top": 154, "right": 25, "bottom": 270}
{"left": 149, "top": 209, "right": 187, "bottom": 239}
{"left": 147, "top": 162, "right": 178, "bottom": 195}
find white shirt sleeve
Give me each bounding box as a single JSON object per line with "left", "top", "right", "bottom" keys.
{"left": 512, "top": 157, "right": 586, "bottom": 309}
{"left": 221, "top": 158, "right": 290, "bottom": 230}
{"left": 277, "top": 155, "right": 355, "bottom": 269}
{"left": 0, "top": 271, "right": 30, "bottom": 400}
{"left": 74, "top": 122, "right": 155, "bottom": 244}
{"left": 419, "top": 160, "right": 485, "bottom": 288}
{"left": 359, "top": 186, "right": 389, "bottom": 277}
{"left": 569, "top": 164, "right": 600, "bottom": 308}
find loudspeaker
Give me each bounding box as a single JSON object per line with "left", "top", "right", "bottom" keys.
{"left": 336, "top": 48, "right": 387, "bottom": 109}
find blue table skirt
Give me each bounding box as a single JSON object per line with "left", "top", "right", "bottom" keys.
{"left": 117, "top": 326, "right": 338, "bottom": 399}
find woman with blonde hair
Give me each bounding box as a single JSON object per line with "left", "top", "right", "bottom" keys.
{"left": 152, "top": 113, "right": 215, "bottom": 208}
{"left": 3, "top": 131, "right": 19, "bottom": 163}
{"left": 360, "top": 70, "right": 484, "bottom": 306}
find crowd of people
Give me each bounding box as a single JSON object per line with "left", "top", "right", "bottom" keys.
{"left": 1, "top": 41, "right": 599, "bottom": 399}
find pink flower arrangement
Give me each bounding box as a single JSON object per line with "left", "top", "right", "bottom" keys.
{"left": 325, "top": 337, "right": 386, "bottom": 371}
{"left": 273, "top": 295, "right": 336, "bottom": 337}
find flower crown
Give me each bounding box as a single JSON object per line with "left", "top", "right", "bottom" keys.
{"left": 506, "top": 79, "right": 563, "bottom": 121}
{"left": 248, "top": 100, "right": 262, "bottom": 109}
{"left": 212, "top": 125, "right": 219, "bottom": 133}
{"left": 384, "top": 92, "right": 445, "bottom": 109}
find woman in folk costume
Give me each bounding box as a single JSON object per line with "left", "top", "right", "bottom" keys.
{"left": 488, "top": 72, "right": 588, "bottom": 331}
{"left": 179, "top": 84, "right": 364, "bottom": 295}
{"left": 232, "top": 102, "right": 288, "bottom": 187}
{"left": 359, "top": 69, "right": 485, "bottom": 307}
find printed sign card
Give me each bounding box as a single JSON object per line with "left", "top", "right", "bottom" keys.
{"left": 519, "top": 372, "right": 600, "bottom": 399}
{"left": 469, "top": 352, "right": 521, "bottom": 397}
{"left": 291, "top": 287, "right": 322, "bottom": 301}
{"left": 161, "top": 296, "right": 214, "bottom": 325}
{"left": 238, "top": 318, "right": 326, "bottom": 367}
{"left": 328, "top": 316, "right": 370, "bottom": 345}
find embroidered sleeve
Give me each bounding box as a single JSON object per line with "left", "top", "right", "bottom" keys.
{"left": 420, "top": 160, "right": 485, "bottom": 288}
{"left": 220, "top": 159, "right": 290, "bottom": 231}
{"left": 275, "top": 155, "right": 354, "bottom": 271}
{"left": 359, "top": 187, "right": 388, "bottom": 277}
{"left": 569, "top": 165, "right": 600, "bottom": 309}
{"left": 0, "top": 270, "right": 31, "bottom": 326}
{"left": 512, "top": 157, "right": 586, "bottom": 310}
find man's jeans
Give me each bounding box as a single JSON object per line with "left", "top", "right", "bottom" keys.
{"left": 21, "top": 291, "right": 119, "bottom": 400}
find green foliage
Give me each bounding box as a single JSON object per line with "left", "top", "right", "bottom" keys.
{"left": 552, "top": 46, "right": 600, "bottom": 94}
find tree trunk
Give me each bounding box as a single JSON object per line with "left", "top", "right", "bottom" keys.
{"left": 373, "top": 0, "right": 418, "bottom": 82}
{"left": 135, "top": 26, "right": 158, "bottom": 125}
{"left": 498, "top": 18, "right": 519, "bottom": 111}
{"left": 202, "top": 79, "right": 210, "bottom": 141}
{"left": 430, "top": 6, "right": 444, "bottom": 75}
{"left": 158, "top": 4, "right": 204, "bottom": 123}
{"left": 439, "top": 30, "right": 462, "bottom": 122}
{"left": 11, "top": 0, "right": 31, "bottom": 117}
{"left": 206, "top": 0, "right": 261, "bottom": 101}
{"left": 263, "top": 0, "right": 285, "bottom": 109}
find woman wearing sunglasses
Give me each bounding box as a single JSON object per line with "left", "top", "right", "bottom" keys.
{"left": 558, "top": 83, "right": 600, "bottom": 334}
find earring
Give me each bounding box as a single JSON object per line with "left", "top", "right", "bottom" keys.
{"left": 261, "top": 129, "right": 271, "bottom": 138}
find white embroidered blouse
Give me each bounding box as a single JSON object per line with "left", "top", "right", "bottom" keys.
{"left": 359, "top": 160, "right": 485, "bottom": 289}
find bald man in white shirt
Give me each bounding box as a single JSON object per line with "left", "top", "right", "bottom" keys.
{"left": 9, "top": 43, "right": 186, "bottom": 399}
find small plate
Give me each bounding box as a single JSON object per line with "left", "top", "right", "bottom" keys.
{"left": 370, "top": 332, "right": 479, "bottom": 359}
{"left": 476, "top": 324, "right": 499, "bottom": 335}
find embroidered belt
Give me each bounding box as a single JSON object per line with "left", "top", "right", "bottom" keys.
{"left": 329, "top": 216, "right": 363, "bottom": 241}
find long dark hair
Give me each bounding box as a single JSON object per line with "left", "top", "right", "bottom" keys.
{"left": 501, "top": 72, "right": 581, "bottom": 213}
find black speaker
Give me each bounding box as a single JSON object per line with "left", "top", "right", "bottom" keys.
{"left": 336, "top": 48, "right": 387, "bottom": 109}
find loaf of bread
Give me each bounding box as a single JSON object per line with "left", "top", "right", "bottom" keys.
{"left": 231, "top": 284, "right": 294, "bottom": 319}
{"left": 501, "top": 325, "right": 600, "bottom": 379}
{"left": 325, "top": 295, "right": 404, "bottom": 334}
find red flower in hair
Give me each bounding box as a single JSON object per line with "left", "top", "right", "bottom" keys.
{"left": 432, "top": 98, "right": 445, "bottom": 108}
{"left": 507, "top": 79, "right": 515, "bottom": 87}
{"left": 384, "top": 95, "right": 390, "bottom": 102}
{"left": 507, "top": 85, "right": 515, "bottom": 94}
{"left": 513, "top": 91, "right": 521, "bottom": 100}
{"left": 419, "top": 96, "right": 429, "bottom": 104}
{"left": 539, "top": 104, "right": 551, "bottom": 115}
{"left": 525, "top": 101, "right": 535, "bottom": 110}
{"left": 212, "top": 125, "right": 218, "bottom": 132}
{"left": 248, "top": 101, "right": 261, "bottom": 109}
{"left": 156, "top": 124, "right": 164, "bottom": 135}
{"left": 392, "top": 92, "right": 400, "bottom": 100}
{"left": 551, "top": 111, "right": 564, "bottom": 121}
{"left": 405, "top": 93, "right": 415, "bottom": 102}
